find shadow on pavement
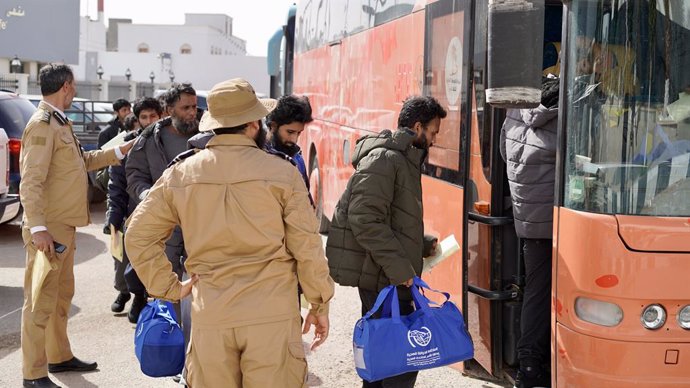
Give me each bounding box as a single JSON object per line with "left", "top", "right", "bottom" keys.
{"left": 53, "top": 370, "right": 100, "bottom": 388}
{"left": 74, "top": 232, "right": 107, "bottom": 266}
{"left": 0, "top": 298, "right": 82, "bottom": 363}
{"left": 0, "top": 223, "right": 25, "bottom": 269}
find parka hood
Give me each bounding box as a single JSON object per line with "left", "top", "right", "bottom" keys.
{"left": 187, "top": 131, "right": 215, "bottom": 149}
{"left": 519, "top": 105, "right": 559, "bottom": 129}
{"left": 352, "top": 128, "right": 418, "bottom": 168}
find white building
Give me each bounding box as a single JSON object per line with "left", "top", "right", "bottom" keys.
{"left": 118, "top": 14, "right": 246, "bottom": 57}
{"left": 72, "top": 12, "right": 268, "bottom": 96}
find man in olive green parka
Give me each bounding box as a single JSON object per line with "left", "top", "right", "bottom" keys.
{"left": 325, "top": 95, "right": 447, "bottom": 388}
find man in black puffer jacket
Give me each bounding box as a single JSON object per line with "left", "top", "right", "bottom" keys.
{"left": 500, "top": 76, "right": 559, "bottom": 388}
{"left": 326, "top": 95, "right": 446, "bottom": 388}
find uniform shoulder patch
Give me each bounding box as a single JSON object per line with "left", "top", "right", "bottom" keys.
{"left": 38, "top": 110, "right": 51, "bottom": 123}
{"left": 30, "top": 136, "right": 47, "bottom": 146}
{"left": 52, "top": 111, "right": 68, "bottom": 126}
{"left": 167, "top": 148, "right": 200, "bottom": 168}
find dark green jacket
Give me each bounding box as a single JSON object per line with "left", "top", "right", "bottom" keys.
{"left": 326, "top": 128, "right": 433, "bottom": 292}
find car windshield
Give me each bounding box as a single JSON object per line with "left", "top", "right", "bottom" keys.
{"left": 564, "top": 0, "right": 690, "bottom": 216}
{"left": 0, "top": 96, "right": 36, "bottom": 139}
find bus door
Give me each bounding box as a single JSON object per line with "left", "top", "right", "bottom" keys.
{"left": 461, "top": 1, "right": 521, "bottom": 379}
{"left": 415, "top": 0, "right": 518, "bottom": 379}
{"left": 464, "top": 1, "right": 564, "bottom": 381}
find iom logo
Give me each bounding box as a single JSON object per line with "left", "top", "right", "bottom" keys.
{"left": 407, "top": 326, "right": 432, "bottom": 348}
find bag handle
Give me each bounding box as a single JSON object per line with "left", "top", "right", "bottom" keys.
{"left": 410, "top": 277, "right": 451, "bottom": 312}
{"left": 362, "top": 286, "right": 402, "bottom": 322}
{"left": 152, "top": 299, "right": 178, "bottom": 323}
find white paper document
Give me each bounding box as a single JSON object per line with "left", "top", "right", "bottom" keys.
{"left": 422, "top": 234, "right": 460, "bottom": 273}
{"left": 101, "top": 130, "right": 129, "bottom": 150}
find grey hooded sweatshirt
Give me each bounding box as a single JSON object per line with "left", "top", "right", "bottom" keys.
{"left": 500, "top": 105, "right": 559, "bottom": 239}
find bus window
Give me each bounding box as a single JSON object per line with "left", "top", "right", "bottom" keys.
{"left": 472, "top": 1, "right": 491, "bottom": 181}
{"left": 423, "top": 0, "right": 471, "bottom": 184}
{"left": 564, "top": 0, "right": 690, "bottom": 216}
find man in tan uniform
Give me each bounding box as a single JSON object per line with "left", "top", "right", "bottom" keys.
{"left": 125, "top": 78, "right": 334, "bottom": 388}
{"left": 19, "top": 64, "right": 135, "bottom": 388}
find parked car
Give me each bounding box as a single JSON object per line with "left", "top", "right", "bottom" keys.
{"left": 0, "top": 90, "right": 37, "bottom": 195}
{"left": 0, "top": 128, "right": 20, "bottom": 224}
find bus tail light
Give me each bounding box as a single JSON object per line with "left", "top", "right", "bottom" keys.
{"left": 677, "top": 305, "right": 690, "bottom": 330}
{"left": 641, "top": 304, "right": 666, "bottom": 330}
{"left": 574, "top": 297, "right": 623, "bottom": 327}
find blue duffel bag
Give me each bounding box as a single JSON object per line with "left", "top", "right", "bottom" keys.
{"left": 353, "top": 277, "right": 474, "bottom": 382}
{"left": 134, "top": 300, "right": 185, "bottom": 377}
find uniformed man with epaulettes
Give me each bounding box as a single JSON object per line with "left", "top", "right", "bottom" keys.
{"left": 125, "top": 78, "right": 334, "bottom": 388}
{"left": 19, "top": 64, "right": 135, "bottom": 388}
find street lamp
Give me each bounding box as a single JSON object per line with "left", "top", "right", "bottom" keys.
{"left": 149, "top": 71, "right": 155, "bottom": 84}
{"left": 96, "top": 65, "right": 104, "bottom": 80}
{"left": 125, "top": 68, "right": 132, "bottom": 81}
{"left": 10, "top": 55, "right": 21, "bottom": 73}
{"left": 169, "top": 70, "right": 175, "bottom": 83}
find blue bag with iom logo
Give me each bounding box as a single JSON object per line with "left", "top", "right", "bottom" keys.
{"left": 353, "top": 277, "right": 473, "bottom": 381}
{"left": 134, "top": 300, "right": 185, "bottom": 377}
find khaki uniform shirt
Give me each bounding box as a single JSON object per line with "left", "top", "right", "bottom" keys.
{"left": 20, "top": 101, "right": 120, "bottom": 228}
{"left": 126, "top": 134, "right": 334, "bottom": 329}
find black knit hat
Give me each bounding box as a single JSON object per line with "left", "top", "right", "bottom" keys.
{"left": 541, "top": 76, "right": 560, "bottom": 109}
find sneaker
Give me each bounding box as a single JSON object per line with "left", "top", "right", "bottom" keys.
{"left": 111, "top": 292, "right": 131, "bottom": 313}
{"left": 128, "top": 294, "right": 148, "bottom": 323}
{"left": 514, "top": 366, "right": 550, "bottom": 388}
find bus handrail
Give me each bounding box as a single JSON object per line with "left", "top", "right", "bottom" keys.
{"left": 467, "top": 284, "right": 518, "bottom": 301}
{"left": 467, "top": 212, "right": 513, "bottom": 226}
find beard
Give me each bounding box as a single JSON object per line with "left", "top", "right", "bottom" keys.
{"left": 412, "top": 134, "right": 430, "bottom": 150}
{"left": 254, "top": 125, "right": 268, "bottom": 149}
{"left": 272, "top": 135, "right": 299, "bottom": 156}
{"left": 172, "top": 116, "right": 199, "bottom": 135}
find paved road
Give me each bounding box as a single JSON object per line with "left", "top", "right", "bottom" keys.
{"left": 0, "top": 203, "right": 507, "bottom": 388}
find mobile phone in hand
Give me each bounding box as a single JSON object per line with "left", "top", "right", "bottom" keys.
{"left": 54, "top": 241, "right": 67, "bottom": 254}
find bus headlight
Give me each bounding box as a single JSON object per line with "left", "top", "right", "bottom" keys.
{"left": 677, "top": 305, "right": 690, "bottom": 330}
{"left": 641, "top": 304, "right": 666, "bottom": 330}
{"left": 574, "top": 297, "right": 623, "bottom": 327}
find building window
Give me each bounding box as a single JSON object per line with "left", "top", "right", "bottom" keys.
{"left": 180, "top": 44, "right": 192, "bottom": 54}
{"left": 138, "top": 43, "right": 149, "bottom": 53}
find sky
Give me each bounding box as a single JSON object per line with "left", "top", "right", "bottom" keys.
{"left": 80, "top": 0, "right": 296, "bottom": 56}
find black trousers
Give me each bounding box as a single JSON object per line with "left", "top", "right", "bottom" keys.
{"left": 517, "top": 238, "right": 553, "bottom": 367}
{"left": 358, "top": 288, "right": 418, "bottom": 388}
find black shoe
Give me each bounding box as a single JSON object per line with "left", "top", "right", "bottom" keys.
{"left": 48, "top": 357, "right": 98, "bottom": 373}
{"left": 514, "top": 366, "right": 550, "bottom": 388}
{"left": 22, "top": 377, "right": 61, "bottom": 388}
{"left": 111, "top": 292, "right": 131, "bottom": 313}
{"left": 128, "top": 294, "right": 148, "bottom": 324}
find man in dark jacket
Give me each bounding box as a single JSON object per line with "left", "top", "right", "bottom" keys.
{"left": 265, "top": 94, "right": 314, "bottom": 204}
{"left": 97, "top": 98, "right": 131, "bottom": 148}
{"left": 126, "top": 84, "right": 198, "bottom": 283}
{"left": 500, "top": 76, "right": 559, "bottom": 388}
{"left": 326, "top": 95, "right": 445, "bottom": 388}
{"left": 107, "top": 97, "right": 162, "bottom": 322}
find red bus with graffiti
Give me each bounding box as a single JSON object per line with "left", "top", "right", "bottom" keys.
{"left": 268, "top": 1, "right": 690, "bottom": 386}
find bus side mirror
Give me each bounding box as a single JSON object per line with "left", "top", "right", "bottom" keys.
{"left": 486, "top": 0, "right": 545, "bottom": 109}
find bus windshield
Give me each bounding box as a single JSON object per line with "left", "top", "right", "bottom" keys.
{"left": 564, "top": 0, "right": 690, "bottom": 216}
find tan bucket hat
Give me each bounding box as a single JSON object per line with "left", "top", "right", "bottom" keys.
{"left": 199, "top": 78, "right": 277, "bottom": 132}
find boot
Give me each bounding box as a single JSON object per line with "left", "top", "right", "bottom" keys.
{"left": 111, "top": 292, "right": 131, "bottom": 313}
{"left": 514, "top": 365, "right": 550, "bottom": 388}
{"left": 128, "top": 294, "right": 148, "bottom": 324}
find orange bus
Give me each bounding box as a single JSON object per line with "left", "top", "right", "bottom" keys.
{"left": 268, "top": 1, "right": 690, "bottom": 386}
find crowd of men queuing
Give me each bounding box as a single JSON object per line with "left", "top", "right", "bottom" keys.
{"left": 18, "top": 62, "right": 551, "bottom": 388}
